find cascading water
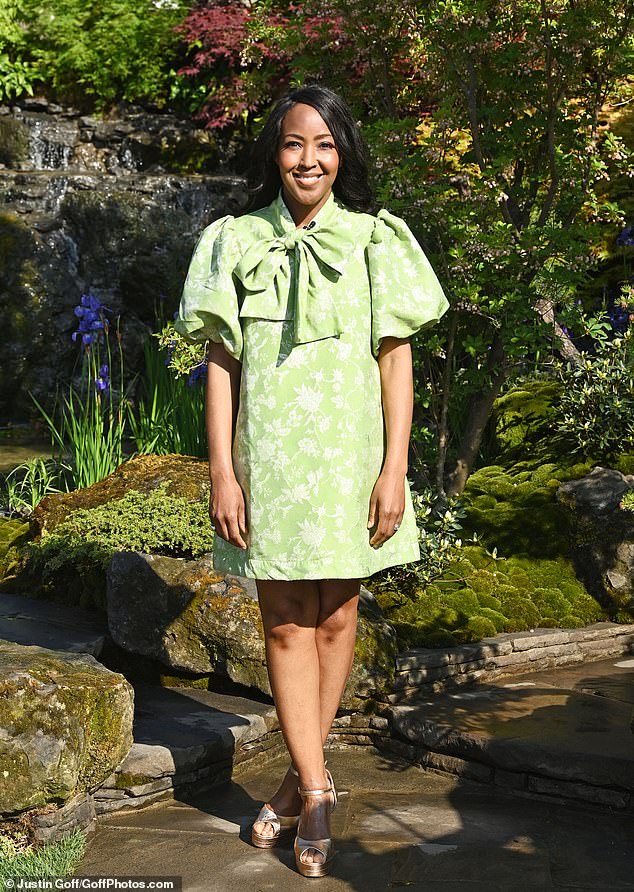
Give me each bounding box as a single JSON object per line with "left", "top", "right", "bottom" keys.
{"left": 0, "top": 96, "right": 247, "bottom": 424}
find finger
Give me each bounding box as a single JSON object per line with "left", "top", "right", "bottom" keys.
{"left": 367, "top": 497, "right": 377, "bottom": 529}
{"left": 372, "top": 508, "right": 399, "bottom": 547}
{"left": 227, "top": 514, "right": 248, "bottom": 550}
{"left": 238, "top": 494, "right": 248, "bottom": 538}
{"left": 215, "top": 518, "right": 230, "bottom": 543}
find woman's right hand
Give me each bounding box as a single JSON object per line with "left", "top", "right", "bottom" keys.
{"left": 209, "top": 474, "right": 249, "bottom": 549}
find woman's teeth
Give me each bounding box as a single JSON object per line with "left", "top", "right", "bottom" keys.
{"left": 294, "top": 174, "right": 322, "bottom": 182}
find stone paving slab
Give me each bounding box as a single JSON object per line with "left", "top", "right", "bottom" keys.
{"left": 0, "top": 592, "right": 107, "bottom": 656}
{"left": 390, "top": 656, "right": 634, "bottom": 793}
{"left": 78, "top": 748, "right": 634, "bottom": 890}
{"left": 95, "top": 683, "right": 280, "bottom": 807}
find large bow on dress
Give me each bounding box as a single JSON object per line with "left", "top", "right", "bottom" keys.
{"left": 234, "top": 191, "right": 355, "bottom": 347}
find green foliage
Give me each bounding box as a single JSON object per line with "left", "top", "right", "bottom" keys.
{"left": 29, "top": 323, "right": 128, "bottom": 492}
{"left": 0, "top": 826, "right": 86, "bottom": 881}
{"left": 127, "top": 329, "right": 207, "bottom": 458}
{"left": 0, "top": 0, "right": 192, "bottom": 109}
{"left": 370, "top": 543, "right": 608, "bottom": 649}
{"left": 554, "top": 327, "right": 634, "bottom": 459}
{"left": 621, "top": 489, "right": 634, "bottom": 513}
{"left": 0, "top": 54, "right": 36, "bottom": 101}
{"left": 155, "top": 321, "right": 207, "bottom": 378}
{"left": 29, "top": 481, "right": 214, "bottom": 571}
{"left": 367, "top": 484, "right": 470, "bottom": 592}
{"left": 2, "top": 457, "right": 69, "bottom": 514}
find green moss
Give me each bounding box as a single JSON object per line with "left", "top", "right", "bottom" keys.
{"left": 115, "top": 772, "right": 155, "bottom": 790}
{"left": 373, "top": 538, "right": 612, "bottom": 649}
{"left": 463, "top": 615, "right": 498, "bottom": 640}
{"left": 478, "top": 608, "right": 508, "bottom": 631}
{"left": 17, "top": 481, "right": 214, "bottom": 609}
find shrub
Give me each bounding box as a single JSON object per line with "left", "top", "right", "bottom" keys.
{"left": 18, "top": 481, "right": 214, "bottom": 609}
{"left": 554, "top": 327, "right": 634, "bottom": 459}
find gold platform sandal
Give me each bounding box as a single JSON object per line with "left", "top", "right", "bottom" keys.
{"left": 293, "top": 768, "right": 338, "bottom": 878}
{"left": 250, "top": 761, "right": 331, "bottom": 849}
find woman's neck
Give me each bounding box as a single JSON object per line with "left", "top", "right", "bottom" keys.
{"left": 282, "top": 187, "right": 332, "bottom": 229}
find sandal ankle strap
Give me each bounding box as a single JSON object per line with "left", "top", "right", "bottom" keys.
{"left": 297, "top": 782, "right": 333, "bottom": 797}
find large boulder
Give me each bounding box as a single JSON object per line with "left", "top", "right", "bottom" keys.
{"left": 0, "top": 641, "right": 134, "bottom": 817}
{"left": 557, "top": 467, "right": 634, "bottom": 617}
{"left": 29, "top": 453, "right": 209, "bottom": 537}
{"left": 106, "top": 551, "right": 398, "bottom": 710}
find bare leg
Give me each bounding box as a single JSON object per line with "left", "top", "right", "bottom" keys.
{"left": 315, "top": 578, "right": 360, "bottom": 740}
{"left": 253, "top": 577, "right": 361, "bottom": 864}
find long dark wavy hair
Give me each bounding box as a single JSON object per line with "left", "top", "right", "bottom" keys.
{"left": 243, "top": 84, "right": 375, "bottom": 214}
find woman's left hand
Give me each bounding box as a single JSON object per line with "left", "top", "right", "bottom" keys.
{"left": 367, "top": 467, "right": 405, "bottom": 548}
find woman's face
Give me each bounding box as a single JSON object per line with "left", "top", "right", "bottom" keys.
{"left": 275, "top": 103, "right": 340, "bottom": 210}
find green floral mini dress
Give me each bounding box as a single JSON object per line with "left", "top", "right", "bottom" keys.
{"left": 174, "top": 187, "right": 449, "bottom": 580}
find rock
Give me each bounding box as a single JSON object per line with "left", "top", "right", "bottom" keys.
{"left": 106, "top": 551, "right": 268, "bottom": 689}
{"left": 557, "top": 466, "right": 634, "bottom": 514}
{"left": 557, "top": 467, "right": 634, "bottom": 612}
{"left": 106, "top": 550, "right": 398, "bottom": 708}
{"left": 29, "top": 453, "right": 209, "bottom": 538}
{"left": 0, "top": 640, "right": 134, "bottom": 817}
{"left": 0, "top": 517, "right": 31, "bottom": 566}
{"left": 0, "top": 96, "right": 249, "bottom": 425}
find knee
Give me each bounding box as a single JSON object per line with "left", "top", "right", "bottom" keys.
{"left": 266, "top": 618, "right": 309, "bottom": 649}
{"left": 316, "top": 600, "right": 358, "bottom": 641}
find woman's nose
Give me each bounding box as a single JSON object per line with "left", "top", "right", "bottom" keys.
{"left": 298, "top": 145, "right": 317, "bottom": 169}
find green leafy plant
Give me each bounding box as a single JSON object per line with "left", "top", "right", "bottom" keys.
{"left": 3, "top": 0, "right": 192, "bottom": 111}
{"left": 0, "top": 826, "right": 86, "bottom": 882}
{"left": 2, "top": 457, "right": 70, "bottom": 515}
{"left": 554, "top": 327, "right": 634, "bottom": 459}
{"left": 127, "top": 326, "right": 207, "bottom": 458}
{"left": 369, "top": 484, "right": 469, "bottom": 593}
{"left": 620, "top": 489, "right": 634, "bottom": 513}
{"left": 29, "top": 296, "right": 129, "bottom": 492}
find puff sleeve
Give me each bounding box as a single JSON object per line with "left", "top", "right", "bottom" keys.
{"left": 367, "top": 209, "right": 450, "bottom": 359}
{"left": 173, "top": 215, "right": 244, "bottom": 362}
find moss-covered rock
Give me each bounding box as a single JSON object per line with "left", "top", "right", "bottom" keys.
{"left": 490, "top": 379, "right": 562, "bottom": 454}
{"left": 3, "top": 468, "right": 214, "bottom": 610}
{"left": 29, "top": 453, "right": 210, "bottom": 537}
{"left": 0, "top": 117, "right": 30, "bottom": 167}
{"left": 0, "top": 641, "right": 134, "bottom": 817}
{"left": 371, "top": 543, "right": 608, "bottom": 649}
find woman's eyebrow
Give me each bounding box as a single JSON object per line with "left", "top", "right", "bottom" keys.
{"left": 282, "top": 132, "right": 334, "bottom": 140}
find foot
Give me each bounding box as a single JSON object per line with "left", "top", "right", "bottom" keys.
{"left": 297, "top": 771, "right": 335, "bottom": 865}
{"left": 253, "top": 766, "right": 302, "bottom": 838}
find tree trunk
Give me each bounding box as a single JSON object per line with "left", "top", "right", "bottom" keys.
{"left": 445, "top": 333, "right": 507, "bottom": 496}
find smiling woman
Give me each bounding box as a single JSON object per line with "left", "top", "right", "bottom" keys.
{"left": 274, "top": 105, "right": 341, "bottom": 227}
{"left": 174, "top": 83, "right": 449, "bottom": 878}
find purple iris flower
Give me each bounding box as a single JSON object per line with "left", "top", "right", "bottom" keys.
{"left": 95, "top": 363, "right": 110, "bottom": 394}
{"left": 187, "top": 362, "right": 207, "bottom": 387}
{"left": 617, "top": 224, "right": 634, "bottom": 247}
{"left": 72, "top": 294, "right": 111, "bottom": 345}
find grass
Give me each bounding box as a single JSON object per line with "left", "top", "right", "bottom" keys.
{"left": 0, "top": 826, "right": 86, "bottom": 881}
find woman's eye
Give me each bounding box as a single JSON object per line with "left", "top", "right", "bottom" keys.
{"left": 320, "top": 142, "right": 335, "bottom": 150}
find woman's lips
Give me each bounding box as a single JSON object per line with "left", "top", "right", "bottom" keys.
{"left": 292, "top": 173, "right": 323, "bottom": 186}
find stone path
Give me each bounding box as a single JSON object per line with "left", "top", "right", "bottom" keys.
{"left": 0, "top": 592, "right": 107, "bottom": 655}
{"left": 389, "top": 655, "right": 634, "bottom": 808}
{"left": 79, "top": 747, "right": 634, "bottom": 890}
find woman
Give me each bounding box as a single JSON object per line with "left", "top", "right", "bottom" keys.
{"left": 174, "top": 84, "right": 449, "bottom": 878}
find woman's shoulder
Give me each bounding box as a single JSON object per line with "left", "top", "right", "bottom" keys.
{"left": 194, "top": 210, "right": 275, "bottom": 259}
{"left": 335, "top": 201, "right": 415, "bottom": 247}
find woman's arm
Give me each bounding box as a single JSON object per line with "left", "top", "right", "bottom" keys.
{"left": 367, "top": 336, "right": 414, "bottom": 547}
{"left": 206, "top": 342, "right": 248, "bottom": 549}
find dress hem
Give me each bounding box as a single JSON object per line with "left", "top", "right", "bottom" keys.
{"left": 211, "top": 545, "right": 422, "bottom": 581}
